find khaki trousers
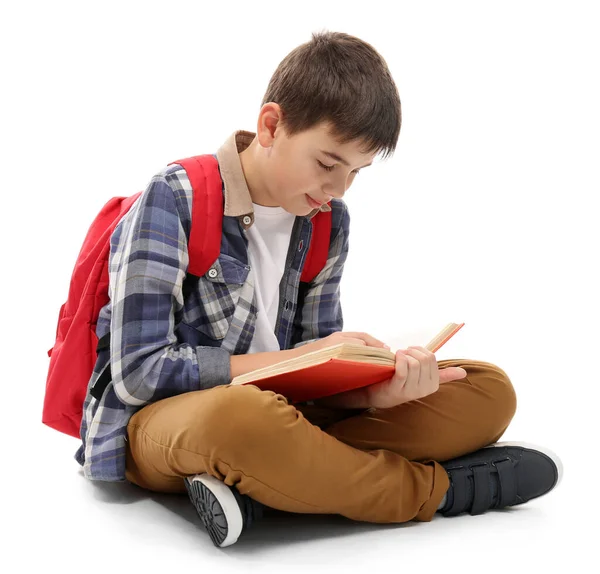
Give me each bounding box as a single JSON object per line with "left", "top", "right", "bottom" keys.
{"left": 125, "top": 359, "right": 517, "bottom": 523}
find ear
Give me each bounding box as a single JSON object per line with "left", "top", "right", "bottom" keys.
{"left": 256, "top": 102, "right": 284, "bottom": 147}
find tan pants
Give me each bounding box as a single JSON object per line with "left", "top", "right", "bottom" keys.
{"left": 125, "top": 358, "right": 517, "bottom": 523}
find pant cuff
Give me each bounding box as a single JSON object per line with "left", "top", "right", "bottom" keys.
{"left": 414, "top": 460, "right": 450, "bottom": 521}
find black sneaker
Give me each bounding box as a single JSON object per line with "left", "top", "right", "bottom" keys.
{"left": 439, "top": 441, "right": 563, "bottom": 517}
{"left": 184, "top": 474, "right": 264, "bottom": 547}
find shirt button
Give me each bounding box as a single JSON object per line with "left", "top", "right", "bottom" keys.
{"left": 242, "top": 215, "right": 252, "bottom": 225}
{"left": 208, "top": 268, "right": 218, "bottom": 278}
{"left": 284, "top": 300, "right": 291, "bottom": 310}
{"left": 298, "top": 240, "right": 304, "bottom": 252}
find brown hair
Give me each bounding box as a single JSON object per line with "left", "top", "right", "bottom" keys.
{"left": 261, "top": 30, "right": 401, "bottom": 160}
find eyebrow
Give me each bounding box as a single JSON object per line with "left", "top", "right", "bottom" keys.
{"left": 321, "top": 150, "right": 373, "bottom": 169}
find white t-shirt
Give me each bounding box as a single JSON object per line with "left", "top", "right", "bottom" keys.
{"left": 246, "top": 202, "right": 296, "bottom": 353}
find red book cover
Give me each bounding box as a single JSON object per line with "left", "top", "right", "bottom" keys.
{"left": 239, "top": 358, "right": 396, "bottom": 404}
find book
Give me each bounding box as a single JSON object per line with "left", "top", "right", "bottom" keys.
{"left": 230, "top": 322, "right": 465, "bottom": 404}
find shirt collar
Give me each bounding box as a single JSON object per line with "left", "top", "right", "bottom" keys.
{"left": 215, "top": 130, "right": 332, "bottom": 230}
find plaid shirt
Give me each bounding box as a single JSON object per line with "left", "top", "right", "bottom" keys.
{"left": 75, "top": 130, "right": 350, "bottom": 481}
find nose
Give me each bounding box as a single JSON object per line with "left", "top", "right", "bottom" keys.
{"left": 323, "top": 181, "right": 346, "bottom": 200}
{"left": 324, "top": 171, "right": 357, "bottom": 200}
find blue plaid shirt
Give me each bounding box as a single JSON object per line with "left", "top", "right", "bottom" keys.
{"left": 75, "top": 130, "right": 350, "bottom": 481}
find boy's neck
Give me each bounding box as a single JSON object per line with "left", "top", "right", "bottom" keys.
{"left": 239, "top": 138, "right": 279, "bottom": 208}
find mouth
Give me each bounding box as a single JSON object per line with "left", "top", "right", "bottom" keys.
{"left": 306, "top": 194, "right": 324, "bottom": 209}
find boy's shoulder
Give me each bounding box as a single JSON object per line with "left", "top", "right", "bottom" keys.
{"left": 151, "top": 153, "right": 224, "bottom": 199}
{"left": 154, "top": 161, "right": 193, "bottom": 188}
{"left": 140, "top": 162, "right": 196, "bottom": 208}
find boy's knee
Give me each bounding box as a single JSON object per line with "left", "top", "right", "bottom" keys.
{"left": 469, "top": 361, "right": 517, "bottom": 426}
{"left": 189, "top": 384, "right": 290, "bottom": 450}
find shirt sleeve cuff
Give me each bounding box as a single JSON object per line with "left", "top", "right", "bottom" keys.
{"left": 196, "top": 345, "right": 232, "bottom": 389}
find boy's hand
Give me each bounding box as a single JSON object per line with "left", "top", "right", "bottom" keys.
{"left": 295, "top": 331, "right": 390, "bottom": 356}
{"left": 365, "top": 346, "right": 467, "bottom": 409}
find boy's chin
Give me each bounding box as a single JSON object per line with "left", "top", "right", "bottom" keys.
{"left": 276, "top": 194, "right": 316, "bottom": 217}
{"left": 283, "top": 199, "right": 312, "bottom": 217}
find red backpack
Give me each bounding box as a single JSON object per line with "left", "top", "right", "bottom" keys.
{"left": 43, "top": 154, "right": 332, "bottom": 439}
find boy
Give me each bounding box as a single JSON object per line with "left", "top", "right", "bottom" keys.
{"left": 75, "top": 31, "right": 562, "bottom": 548}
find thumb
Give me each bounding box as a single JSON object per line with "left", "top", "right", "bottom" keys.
{"left": 439, "top": 367, "right": 468, "bottom": 384}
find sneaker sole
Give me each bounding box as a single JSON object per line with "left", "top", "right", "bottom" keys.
{"left": 184, "top": 474, "right": 244, "bottom": 548}
{"left": 484, "top": 441, "right": 564, "bottom": 491}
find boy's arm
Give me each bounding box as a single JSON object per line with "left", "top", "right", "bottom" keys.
{"left": 230, "top": 348, "right": 303, "bottom": 380}
{"left": 291, "top": 200, "right": 350, "bottom": 349}
{"left": 108, "top": 173, "right": 233, "bottom": 407}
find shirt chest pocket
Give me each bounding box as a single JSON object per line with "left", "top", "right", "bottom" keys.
{"left": 180, "top": 253, "right": 251, "bottom": 343}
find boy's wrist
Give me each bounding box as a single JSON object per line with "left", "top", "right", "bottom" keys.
{"left": 230, "top": 347, "right": 304, "bottom": 381}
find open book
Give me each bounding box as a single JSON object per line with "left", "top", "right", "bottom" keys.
{"left": 230, "top": 322, "right": 465, "bottom": 404}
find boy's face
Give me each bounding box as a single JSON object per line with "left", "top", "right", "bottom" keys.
{"left": 253, "top": 105, "right": 377, "bottom": 215}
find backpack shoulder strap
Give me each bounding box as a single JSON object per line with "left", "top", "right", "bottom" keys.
{"left": 167, "top": 152, "right": 332, "bottom": 283}
{"left": 300, "top": 207, "right": 333, "bottom": 284}
{"left": 167, "top": 154, "right": 223, "bottom": 277}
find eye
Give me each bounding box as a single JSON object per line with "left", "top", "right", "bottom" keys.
{"left": 317, "top": 160, "right": 335, "bottom": 172}
{"left": 318, "top": 160, "right": 361, "bottom": 175}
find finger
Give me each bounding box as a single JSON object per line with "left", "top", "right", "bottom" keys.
{"left": 394, "top": 350, "right": 409, "bottom": 387}
{"left": 407, "top": 345, "right": 436, "bottom": 365}
{"left": 362, "top": 332, "right": 389, "bottom": 348}
{"left": 351, "top": 332, "right": 389, "bottom": 349}
{"left": 438, "top": 366, "right": 468, "bottom": 384}
{"left": 343, "top": 338, "right": 367, "bottom": 346}
{"left": 408, "top": 345, "right": 437, "bottom": 383}
{"left": 404, "top": 347, "right": 431, "bottom": 384}
{"left": 339, "top": 333, "right": 369, "bottom": 345}
{"left": 399, "top": 350, "right": 420, "bottom": 394}
{"left": 408, "top": 345, "right": 435, "bottom": 357}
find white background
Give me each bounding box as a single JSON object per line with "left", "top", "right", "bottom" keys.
{"left": 1, "top": 0, "right": 598, "bottom": 571}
